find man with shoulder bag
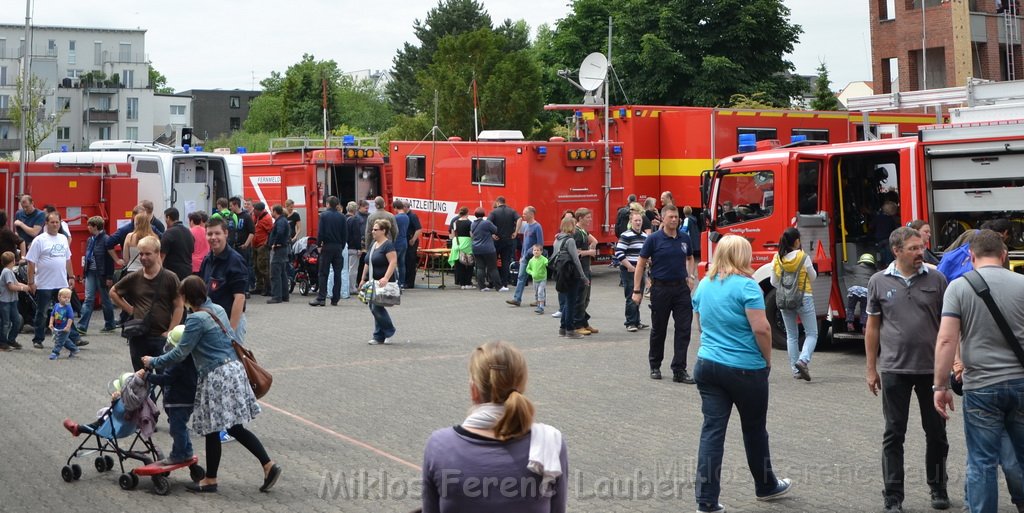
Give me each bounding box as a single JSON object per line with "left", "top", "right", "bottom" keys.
{"left": 110, "top": 235, "right": 184, "bottom": 371}
{"left": 935, "top": 229, "right": 1024, "bottom": 513}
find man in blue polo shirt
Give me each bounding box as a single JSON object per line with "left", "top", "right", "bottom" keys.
{"left": 198, "top": 217, "right": 249, "bottom": 342}
{"left": 632, "top": 204, "right": 696, "bottom": 384}
{"left": 13, "top": 194, "right": 46, "bottom": 251}
{"left": 507, "top": 206, "right": 544, "bottom": 307}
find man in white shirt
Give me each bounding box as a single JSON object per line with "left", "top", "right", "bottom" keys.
{"left": 27, "top": 212, "right": 83, "bottom": 349}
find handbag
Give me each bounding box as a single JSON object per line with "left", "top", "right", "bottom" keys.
{"left": 199, "top": 308, "right": 273, "bottom": 399}
{"left": 458, "top": 249, "right": 475, "bottom": 267}
{"left": 115, "top": 251, "right": 141, "bottom": 283}
{"left": 366, "top": 241, "right": 402, "bottom": 307}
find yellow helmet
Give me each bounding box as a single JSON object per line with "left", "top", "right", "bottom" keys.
{"left": 108, "top": 372, "right": 134, "bottom": 394}
{"left": 857, "top": 253, "right": 876, "bottom": 266}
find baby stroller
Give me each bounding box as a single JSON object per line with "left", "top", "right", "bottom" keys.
{"left": 61, "top": 375, "right": 204, "bottom": 495}
{"left": 290, "top": 236, "right": 320, "bottom": 296}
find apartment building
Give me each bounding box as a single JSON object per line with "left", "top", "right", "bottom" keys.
{"left": 0, "top": 23, "right": 191, "bottom": 155}
{"left": 179, "top": 89, "right": 260, "bottom": 141}
{"left": 869, "top": 0, "right": 1023, "bottom": 94}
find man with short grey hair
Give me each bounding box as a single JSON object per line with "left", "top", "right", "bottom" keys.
{"left": 865, "top": 226, "right": 950, "bottom": 513}
{"left": 364, "top": 196, "right": 397, "bottom": 249}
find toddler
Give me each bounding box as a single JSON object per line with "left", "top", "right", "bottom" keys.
{"left": 0, "top": 251, "right": 28, "bottom": 351}
{"left": 49, "top": 287, "right": 78, "bottom": 360}
{"left": 525, "top": 244, "right": 548, "bottom": 314}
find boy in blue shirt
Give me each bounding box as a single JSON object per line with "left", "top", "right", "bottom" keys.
{"left": 49, "top": 287, "right": 78, "bottom": 360}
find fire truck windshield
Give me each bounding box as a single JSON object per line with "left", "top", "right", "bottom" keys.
{"left": 715, "top": 170, "right": 774, "bottom": 227}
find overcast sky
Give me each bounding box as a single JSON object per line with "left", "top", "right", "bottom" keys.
{"left": 18, "top": 0, "right": 871, "bottom": 94}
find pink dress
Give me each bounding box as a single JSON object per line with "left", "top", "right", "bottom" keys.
{"left": 191, "top": 225, "right": 210, "bottom": 272}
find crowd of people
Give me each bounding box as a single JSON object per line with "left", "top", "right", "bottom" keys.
{"left": 21, "top": 184, "right": 1024, "bottom": 512}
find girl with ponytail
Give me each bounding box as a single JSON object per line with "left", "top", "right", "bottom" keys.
{"left": 421, "top": 341, "right": 568, "bottom": 513}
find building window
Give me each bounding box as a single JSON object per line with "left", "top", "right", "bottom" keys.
{"left": 68, "top": 40, "right": 75, "bottom": 65}
{"left": 170, "top": 105, "right": 186, "bottom": 116}
{"left": 122, "top": 69, "right": 134, "bottom": 88}
{"left": 118, "top": 43, "right": 131, "bottom": 62}
{"left": 0, "top": 66, "right": 5, "bottom": 86}
{"left": 56, "top": 127, "right": 70, "bottom": 140}
{"left": 98, "top": 97, "right": 111, "bottom": 110}
{"left": 94, "top": 41, "right": 102, "bottom": 65}
{"left": 98, "top": 126, "right": 111, "bottom": 140}
{"left": 229, "top": 96, "right": 240, "bottom": 109}
{"left": 0, "top": 39, "right": 5, "bottom": 58}
{"left": 0, "top": 95, "right": 9, "bottom": 109}
{"left": 791, "top": 129, "right": 829, "bottom": 144}
{"left": 248, "top": 96, "right": 256, "bottom": 106}
{"left": 47, "top": 39, "right": 57, "bottom": 57}
{"left": 66, "top": 69, "right": 82, "bottom": 79}
{"left": 126, "top": 97, "right": 138, "bottom": 120}
{"left": 56, "top": 96, "right": 70, "bottom": 111}
{"left": 471, "top": 158, "right": 506, "bottom": 186}
{"left": 230, "top": 117, "right": 240, "bottom": 131}
{"left": 126, "top": 127, "right": 138, "bottom": 140}
{"left": 406, "top": 156, "right": 426, "bottom": 181}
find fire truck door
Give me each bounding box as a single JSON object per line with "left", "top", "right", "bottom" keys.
{"left": 170, "top": 158, "right": 211, "bottom": 218}
{"left": 795, "top": 158, "right": 831, "bottom": 315}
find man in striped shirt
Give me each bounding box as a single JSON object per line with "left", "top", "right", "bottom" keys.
{"left": 615, "top": 212, "right": 649, "bottom": 332}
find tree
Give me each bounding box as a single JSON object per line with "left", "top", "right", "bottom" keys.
{"left": 539, "top": 0, "right": 805, "bottom": 107}
{"left": 416, "top": 28, "right": 543, "bottom": 139}
{"left": 336, "top": 76, "right": 394, "bottom": 134}
{"left": 11, "top": 74, "right": 67, "bottom": 155}
{"left": 810, "top": 62, "right": 841, "bottom": 111}
{"left": 148, "top": 65, "right": 174, "bottom": 94}
{"left": 243, "top": 95, "right": 285, "bottom": 134}
{"left": 386, "top": 0, "right": 493, "bottom": 115}
{"left": 245, "top": 54, "right": 343, "bottom": 136}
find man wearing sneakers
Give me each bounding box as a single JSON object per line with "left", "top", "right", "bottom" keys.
{"left": 865, "top": 226, "right": 949, "bottom": 513}
{"left": 27, "top": 212, "right": 86, "bottom": 349}
{"left": 632, "top": 205, "right": 695, "bottom": 384}
{"left": 487, "top": 196, "right": 520, "bottom": 291}
{"left": 506, "top": 206, "right": 543, "bottom": 308}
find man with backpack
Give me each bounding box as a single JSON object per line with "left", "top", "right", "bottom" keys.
{"left": 865, "top": 226, "right": 950, "bottom": 513}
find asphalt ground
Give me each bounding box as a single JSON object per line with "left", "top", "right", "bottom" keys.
{"left": 0, "top": 265, "right": 1017, "bottom": 512}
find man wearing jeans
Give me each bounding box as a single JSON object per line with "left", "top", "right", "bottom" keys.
{"left": 865, "top": 226, "right": 949, "bottom": 513}
{"left": 27, "top": 212, "right": 85, "bottom": 349}
{"left": 487, "top": 196, "right": 520, "bottom": 291}
{"left": 506, "top": 206, "right": 543, "bottom": 307}
{"left": 267, "top": 205, "right": 291, "bottom": 304}
{"left": 935, "top": 229, "right": 1024, "bottom": 513}
{"left": 78, "top": 217, "right": 116, "bottom": 334}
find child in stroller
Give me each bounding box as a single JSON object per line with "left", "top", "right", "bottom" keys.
{"left": 60, "top": 370, "right": 203, "bottom": 494}
{"left": 290, "top": 236, "right": 319, "bottom": 296}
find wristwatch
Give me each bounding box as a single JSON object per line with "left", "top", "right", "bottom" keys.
{"left": 633, "top": 289, "right": 641, "bottom": 293}
{"left": 932, "top": 385, "right": 948, "bottom": 392}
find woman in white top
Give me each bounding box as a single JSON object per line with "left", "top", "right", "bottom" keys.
{"left": 123, "top": 213, "right": 155, "bottom": 272}
{"left": 770, "top": 227, "right": 818, "bottom": 381}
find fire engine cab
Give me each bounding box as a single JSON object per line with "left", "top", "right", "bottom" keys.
{"left": 702, "top": 79, "right": 1024, "bottom": 348}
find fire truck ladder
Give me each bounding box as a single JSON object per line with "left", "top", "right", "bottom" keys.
{"left": 1006, "top": 2, "right": 1019, "bottom": 81}
{"left": 846, "top": 77, "right": 1024, "bottom": 137}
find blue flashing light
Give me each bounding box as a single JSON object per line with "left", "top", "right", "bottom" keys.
{"left": 791, "top": 135, "right": 807, "bottom": 143}
{"left": 342, "top": 134, "right": 356, "bottom": 146}
{"left": 237, "top": 147, "right": 247, "bottom": 154}
{"left": 574, "top": 110, "right": 582, "bottom": 118}
{"left": 60, "top": 144, "right": 68, "bottom": 152}
{"left": 737, "top": 133, "right": 757, "bottom": 153}
{"left": 195, "top": 146, "right": 203, "bottom": 152}
{"left": 538, "top": 146, "right": 547, "bottom": 155}
{"left": 612, "top": 145, "right": 622, "bottom": 155}
{"left": 182, "top": 144, "right": 190, "bottom": 154}
{"left": 618, "top": 108, "right": 626, "bottom": 118}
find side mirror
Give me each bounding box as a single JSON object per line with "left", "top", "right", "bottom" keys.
{"left": 708, "top": 231, "right": 722, "bottom": 244}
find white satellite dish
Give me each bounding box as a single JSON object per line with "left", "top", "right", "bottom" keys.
{"left": 578, "top": 52, "right": 608, "bottom": 92}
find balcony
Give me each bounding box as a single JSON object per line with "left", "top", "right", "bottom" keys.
{"left": 0, "top": 138, "right": 20, "bottom": 151}
{"left": 0, "top": 108, "right": 10, "bottom": 120}
{"left": 83, "top": 109, "right": 118, "bottom": 123}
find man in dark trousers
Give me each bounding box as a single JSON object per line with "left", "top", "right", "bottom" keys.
{"left": 267, "top": 205, "right": 291, "bottom": 304}
{"left": 631, "top": 204, "right": 696, "bottom": 384}
{"left": 404, "top": 205, "right": 422, "bottom": 289}
{"left": 198, "top": 217, "right": 250, "bottom": 341}
{"left": 160, "top": 208, "right": 194, "bottom": 281}
{"left": 865, "top": 226, "right": 949, "bottom": 513}
{"left": 230, "top": 197, "right": 255, "bottom": 298}
{"left": 487, "top": 196, "right": 520, "bottom": 291}
{"left": 344, "top": 202, "right": 363, "bottom": 298}
{"left": 310, "top": 196, "right": 346, "bottom": 307}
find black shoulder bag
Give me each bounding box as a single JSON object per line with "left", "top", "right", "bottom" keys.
{"left": 959, "top": 270, "right": 1024, "bottom": 394}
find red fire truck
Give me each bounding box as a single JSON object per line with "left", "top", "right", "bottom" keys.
{"left": 239, "top": 136, "right": 388, "bottom": 238}
{"left": 0, "top": 160, "right": 137, "bottom": 282}
{"left": 700, "top": 114, "right": 1024, "bottom": 348}
{"left": 389, "top": 105, "right": 935, "bottom": 249}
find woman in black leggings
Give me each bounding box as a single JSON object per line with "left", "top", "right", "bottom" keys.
{"left": 144, "top": 275, "right": 281, "bottom": 492}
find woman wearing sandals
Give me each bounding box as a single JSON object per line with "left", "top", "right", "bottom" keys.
{"left": 143, "top": 275, "right": 281, "bottom": 493}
